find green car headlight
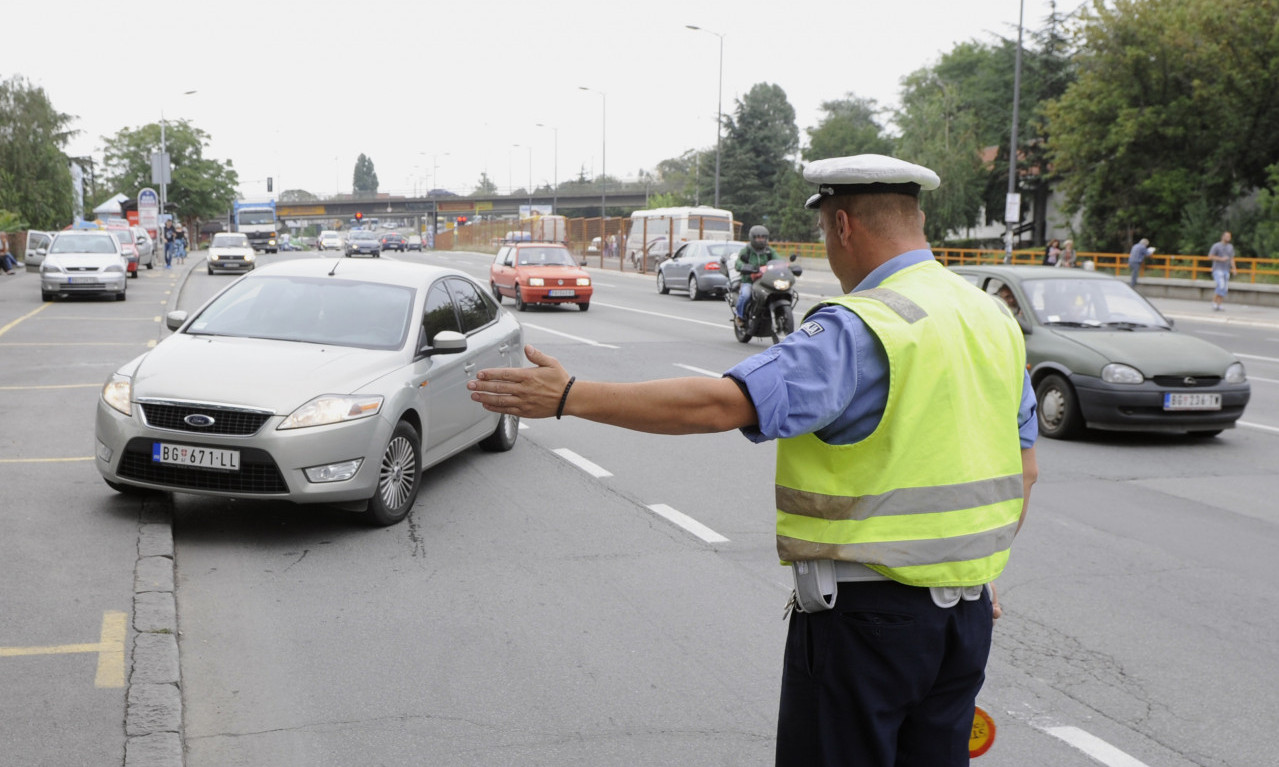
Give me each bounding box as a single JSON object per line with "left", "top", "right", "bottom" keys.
{"left": 1101, "top": 363, "right": 1144, "bottom": 384}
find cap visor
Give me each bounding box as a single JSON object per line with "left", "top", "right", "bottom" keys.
{"left": 804, "top": 193, "right": 824, "bottom": 210}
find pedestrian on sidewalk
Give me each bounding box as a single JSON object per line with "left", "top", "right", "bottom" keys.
{"left": 1128, "top": 238, "right": 1155, "bottom": 287}
{"left": 1208, "top": 231, "right": 1237, "bottom": 312}
{"left": 1, "top": 231, "right": 17, "bottom": 275}
{"left": 1057, "top": 239, "right": 1077, "bottom": 268}
{"left": 162, "top": 220, "right": 176, "bottom": 268}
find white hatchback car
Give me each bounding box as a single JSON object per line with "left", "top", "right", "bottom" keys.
{"left": 40, "top": 231, "right": 129, "bottom": 301}
{"left": 317, "top": 231, "right": 343, "bottom": 251}
{"left": 207, "top": 232, "right": 257, "bottom": 275}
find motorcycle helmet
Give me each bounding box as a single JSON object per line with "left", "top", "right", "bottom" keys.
{"left": 749, "top": 225, "right": 770, "bottom": 251}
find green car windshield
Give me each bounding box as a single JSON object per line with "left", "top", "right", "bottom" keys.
{"left": 1021, "top": 278, "right": 1171, "bottom": 329}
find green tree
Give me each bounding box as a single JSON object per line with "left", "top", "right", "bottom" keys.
{"left": 99, "top": 119, "right": 238, "bottom": 224}
{"left": 1045, "top": 0, "right": 1279, "bottom": 250}
{"left": 804, "top": 96, "right": 894, "bottom": 161}
{"left": 352, "top": 154, "right": 379, "bottom": 196}
{"left": 718, "top": 82, "right": 799, "bottom": 233}
{"left": 0, "top": 76, "right": 75, "bottom": 229}
{"left": 280, "top": 188, "right": 318, "bottom": 202}
{"left": 471, "top": 172, "right": 498, "bottom": 196}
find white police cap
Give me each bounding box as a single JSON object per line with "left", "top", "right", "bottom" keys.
{"left": 803, "top": 154, "right": 941, "bottom": 209}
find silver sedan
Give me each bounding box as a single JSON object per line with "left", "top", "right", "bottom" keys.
{"left": 656, "top": 239, "right": 746, "bottom": 300}
{"left": 95, "top": 258, "right": 523, "bottom": 525}
{"left": 40, "top": 230, "right": 129, "bottom": 301}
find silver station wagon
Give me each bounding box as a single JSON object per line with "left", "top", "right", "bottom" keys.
{"left": 95, "top": 258, "right": 523, "bottom": 525}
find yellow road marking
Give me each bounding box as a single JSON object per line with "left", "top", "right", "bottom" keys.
{"left": 0, "top": 384, "right": 100, "bottom": 390}
{"left": 0, "top": 304, "right": 51, "bottom": 337}
{"left": 0, "top": 457, "right": 94, "bottom": 463}
{"left": 0, "top": 611, "right": 127, "bottom": 688}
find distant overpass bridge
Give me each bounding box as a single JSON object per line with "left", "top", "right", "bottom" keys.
{"left": 276, "top": 191, "right": 651, "bottom": 224}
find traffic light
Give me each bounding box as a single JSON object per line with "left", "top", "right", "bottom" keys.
{"left": 355, "top": 211, "right": 364, "bottom": 222}
{"left": 456, "top": 216, "right": 468, "bottom": 226}
{"left": 267, "top": 177, "right": 273, "bottom": 193}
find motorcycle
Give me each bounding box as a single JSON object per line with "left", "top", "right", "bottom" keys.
{"left": 722, "top": 254, "right": 802, "bottom": 344}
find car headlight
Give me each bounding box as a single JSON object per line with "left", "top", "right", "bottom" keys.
{"left": 268, "top": 238, "right": 277, "bottom": 246}
{"left": 245, "top": 253, "right": 256, "bottom": 262}
{"left": 528, "top": 277, "right": 545, "bottom": 286}
{"left": 210, "top": 254, "right": 220, "bottom": 261}
{"left": 104, "top": 264, "right": 125, "bottom": 274}
{"left": 1225, "top": 362, "right": 1247, "bottom": 384}
{"left": 102, "top": 373, "right": 132, "bottom": 416}
{"left": 1101, "top": 363, "right": 1144, "bottom": 384}
{"left": 576, "top": 277, "right": 591, "bottom": 286}
{"left": 771, "top": 279, "right": 792, "bottom": 290}
{"left": 278, "top": 395, "right": 384, "bottom": 430}
{"left": 41, "top": 261, "right": 62, "bottom": 274}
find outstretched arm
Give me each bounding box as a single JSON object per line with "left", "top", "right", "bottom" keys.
{"left": 468, "top": 345, "right": 758, "bottom": 435}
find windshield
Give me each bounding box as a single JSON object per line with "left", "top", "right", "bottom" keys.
{"left": 187, "top": 275, "right": 414, "bottom": 350}
{"left": 517, "top": 247, "right": 577, "bottom": 266}
{"left": 212, "top": 234, "right": 249, "bottom": 248}
{"left": 50, "top": 234, "right": 117, "bottom": 254}
{"left": 1021, "top": 278, "right": 1170, "bottom": 328}
{"left": 351, "top": 232, "right": 377, "bottom": 241}
{"left": 238, "top": 210, "right": 275, "bottom": 226}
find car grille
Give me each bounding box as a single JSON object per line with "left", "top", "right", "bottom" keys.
{"left": 66, "top": 266, "right": 101, "bottom": 272}
{"left": 1151, "top": 375, "right": 1222, "bottom": 388}
{"left": 140, "top": 402, "right": 272, "bottom": 435}
{"left": 116, "top": 438, "right": 288, "bottom": 494}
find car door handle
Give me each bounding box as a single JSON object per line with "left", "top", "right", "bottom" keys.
{"left": 464, "top": 362, "right": 476, "bottom": 373}
{"left": 499, "top": 344, "right": 511, "bottom": 353}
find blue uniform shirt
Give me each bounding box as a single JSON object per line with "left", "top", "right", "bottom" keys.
{"left": 726, "top": 249, "right": 1038, "bottom": 448}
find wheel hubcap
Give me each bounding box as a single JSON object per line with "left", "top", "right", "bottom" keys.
{"left": 379, "top": 436, "right": 416, "bottom": 509}
{"left": 1041, "top": 388, "right": 1065, "bottom": 428}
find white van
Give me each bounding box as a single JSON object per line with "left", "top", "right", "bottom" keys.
{"left": 623, "top": 206, "right": 734, "bottom": 269}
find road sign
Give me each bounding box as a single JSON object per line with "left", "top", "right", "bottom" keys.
{"left": 137, "top": 188, "right": 160, "bottom": 238}
{"left": 1004, "top": 193, "right": 1021, "bottom": 223}
{"left": 970, "top": 706, "right": 996, "bottom": 757}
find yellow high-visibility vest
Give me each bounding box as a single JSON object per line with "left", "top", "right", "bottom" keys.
{"left": 775, "top": 259, "right": 1026, "bottom": 588}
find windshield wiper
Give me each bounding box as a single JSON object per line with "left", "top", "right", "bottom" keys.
{"left": 1101, "top": 321, "right": 1164, "bottom": 330}
{"left": 1043, "top": 320, "right": 1101, "bottom": 327}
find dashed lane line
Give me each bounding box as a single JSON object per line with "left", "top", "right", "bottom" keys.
{"left": 1239, "top": 420, "right": 1279, "bottom": 434}
{"left": 0, "top": 303, "right": 50, "bottom": 336}
{"left": 674, "top": 363, "right": 722, "bottom": 377}
{"left": 0, "top": 383, "right": 100, "bottom": 390}
{"left": 522, "top": 322, "right": 621, "bottom": 349}
{"left": 552, "top": 448, "right": 613, "bottom": 478}
{"left": 0, "top": 457, "right": 94, "bottom": 463}
{"left": 646, "top": 504, "right": 728, "bottom": 543}
{"left": 589, "top": 301, "right": 725, "bottom": 330}
{"left": 1040, "top": 726, "right": 1150, "bottom": 767}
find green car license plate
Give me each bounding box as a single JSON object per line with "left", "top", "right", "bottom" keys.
{"left": 1163, "top": 392, "right": 1221, "bottom": 411}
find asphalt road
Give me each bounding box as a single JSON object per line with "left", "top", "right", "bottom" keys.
{"left": 2, "top": 250, "right": 1278, "bottom": 766}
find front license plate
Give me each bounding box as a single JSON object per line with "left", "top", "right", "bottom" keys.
{"left": 69, "top": 276, "right": 99, "bottom": 284}
{"left": 547, "top": 289, "right": 576, "bottom": 297}
{"left": 152, "top": 442, "right": 240, "bottom": 471}
{"left": 1163, "top": 392, "right": 1222, "bottom": 411}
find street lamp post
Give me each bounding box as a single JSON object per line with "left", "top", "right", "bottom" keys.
{"left": 686, "top": 25, "right": 723, "bottom": 207}
{"left": 1004, "top": 0, "right": 1025, "bottom": 263}
{"left": 536, "top": 123, "right": 558, "bottom": 214}
{"left": 158, "top": 89, "right": 197, "bottom": 223}
{"left": 578, "top": 86, "right": 606, "bottom": 222}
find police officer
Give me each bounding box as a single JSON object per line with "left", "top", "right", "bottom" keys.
{"left": 468, "top": 153, "right": 1039, "bottom": 767}
{"left": 735, "top": 224, "right": 779, "bottom": 325}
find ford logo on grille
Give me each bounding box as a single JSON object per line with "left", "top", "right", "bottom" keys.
{"left": 184, "top": 414, "right": 216, "bottom": 428}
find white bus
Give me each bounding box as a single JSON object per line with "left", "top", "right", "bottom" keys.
{"left": 623, "top": 206, "right": 734, "bottom": 269}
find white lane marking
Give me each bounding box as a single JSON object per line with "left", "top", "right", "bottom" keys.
{"left": 1041, "top": 726, "right": 1150, "bottom": 767}
{"left": 646, "top": 503, "right": 729, "bottom": 543}
{"left": 518, "top": 421, "right": 529, "bottom": 429}
{"left": 1163, "top": 312, "right": 1279, "bottom": 331}
{"left": 553, "top": 448, "right": 613, "bottom": 478}
{"left": 674, "top": 363, "right": 721, "bottom": 377}
{"left": 521, "top": 322, "right": 620, "bottom": 349}
{"left": 1247, "top": 375, "right": 1279, "bottom": 384}
{"left": 590, "top": 301, "right": 726, "bottom": 329}
{"left": 1234, "top": 352, "right": 1279, "bottom": 364}
{"left": 1239, "top": 420, "right": 1279, "bottom": 434}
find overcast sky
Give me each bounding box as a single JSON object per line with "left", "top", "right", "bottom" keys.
{"left": 2, "top": 0, "right": 1076, "bottom": 200}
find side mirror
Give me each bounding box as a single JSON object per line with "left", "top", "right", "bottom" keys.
{"left": 421, "top": 329, "right": 467, "bottom": 357}
{"left": 36, "top": 247, "right": 47, "bottom": 256}
{"left": 789, "top": 253, "right": 798, "bottom": 262}
{"left": 165, "top": 310, "right": 188, "bottom": 331}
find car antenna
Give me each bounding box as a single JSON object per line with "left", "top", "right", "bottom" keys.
{"left": 328, "top": 257, "right": 340, "bottom": 276}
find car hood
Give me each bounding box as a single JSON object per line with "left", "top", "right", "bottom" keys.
{"left": 1048, "top": 328, "right": 1239, "bottom": 376}
{"left": 209, "top": 246, "right": 255, "bottom": 257}
{"left": 131, "top": 333, "right": 401, "bottom": 412}
{"left": 46, "top": 253, "right": 123, "bottom": 269}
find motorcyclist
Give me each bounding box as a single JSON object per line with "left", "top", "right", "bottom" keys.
{"left": 735, "top": 225, "right": 779, "bottom": 325}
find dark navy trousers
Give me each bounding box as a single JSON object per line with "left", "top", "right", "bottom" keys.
{"left": 776, "top": 579, "right": 993, "bottom": 766}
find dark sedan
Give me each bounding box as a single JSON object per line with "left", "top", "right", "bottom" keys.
{"left": 379, "top": 232, "right": 408, "bottom": 252}
{"left": 952, "top": 265, "right": 1250, "bottom": 439}
{"left": 345, "top": 231, "right": 381, "bottom": 258}
{"left": 656, "top": 239, "right": 746, "bottom": 300}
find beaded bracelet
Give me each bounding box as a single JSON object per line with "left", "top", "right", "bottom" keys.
{"left": 556, "top": 376, "right": 576, "bottom": 420}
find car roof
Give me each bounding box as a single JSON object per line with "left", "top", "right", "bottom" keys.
{"left": 251, "top": 257, "right": 468, "bottom": 286}
{"left": 950, "top": 264, "right": 1118, "bottom": 283}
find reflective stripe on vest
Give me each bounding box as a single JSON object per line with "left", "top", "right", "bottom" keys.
{"left": 775, "top": 260, "right": 1026, "bottom": 588}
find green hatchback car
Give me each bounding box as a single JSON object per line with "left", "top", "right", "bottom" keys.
{"left": 951, "top": 265, "right": 1250, "bottom": 439}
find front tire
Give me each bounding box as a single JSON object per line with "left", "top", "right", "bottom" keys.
{"left": 1036, "top": 373, "right": 1083, "bottom": 439}
{"left": 771, "top": 303, "right": 794, "bottom": 343}
{"left": 366, "top": 420, "right": 421, "bottom": 526}
{"left": 578, "top": 301, "right": 589, "bottom": 312}
{"left": 491, "top": 281, "right": 503, "bottom": 304}
{"left": 515, "top": 287, "right": 527, "bottom": 311}
{"left": 479, "top": 413, "right": 519, "bottom": 452}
